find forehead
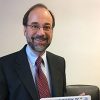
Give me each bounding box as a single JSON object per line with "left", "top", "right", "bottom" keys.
{"left": 28, "top": 7, "right": 53, "bottom": 25}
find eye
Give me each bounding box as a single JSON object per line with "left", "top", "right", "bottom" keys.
{"left": 43, "top": 26, "right": 51, "bottom": 31}
{"left": 31, "top": 24, "right": 39, "bottom": 29}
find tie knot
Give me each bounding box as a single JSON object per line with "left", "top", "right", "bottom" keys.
{"left": 35, "top": 56, "right": 42, "bottom": 66}
{"left": 35, "top": 56, "right": 42, "bottom": 74}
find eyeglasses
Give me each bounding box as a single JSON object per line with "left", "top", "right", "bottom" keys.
{"left": 27, "top": 24, "right": 52, "bottom": 32}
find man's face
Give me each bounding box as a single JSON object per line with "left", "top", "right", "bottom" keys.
{"left": 24, "top": 7, "right": 53, "bottom": 53}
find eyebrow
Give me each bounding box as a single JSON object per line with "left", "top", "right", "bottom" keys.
{"left": 30, "top": 22, "right": 51, "bottom": 26}
{"left": 31, "top": 22, "right": 38, "bottom": 25}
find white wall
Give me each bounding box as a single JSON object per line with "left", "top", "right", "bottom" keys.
{"left": 0, "top": 0, "right": 100, "bottom": 88}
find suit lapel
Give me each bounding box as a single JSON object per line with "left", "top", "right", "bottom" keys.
{"left": 46, "top": 52, "right": 63, "bottom": 97}
{"left": 14, "top": 46, "right": 39, "bottom": 100}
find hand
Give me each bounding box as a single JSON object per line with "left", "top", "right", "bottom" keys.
{"left": 79, "top": 92, "right": 85, "bottom": 96}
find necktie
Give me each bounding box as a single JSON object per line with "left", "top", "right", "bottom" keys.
{"left": 35, "top": 56, "right": 51, "bottom": 99}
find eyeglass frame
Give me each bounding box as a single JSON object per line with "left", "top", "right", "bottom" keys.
{"left": 26, "top": 23, "right": 53, "bottom": 32}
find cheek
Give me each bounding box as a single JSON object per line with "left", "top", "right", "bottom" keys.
{"left": 25, "top": 32, "right": 32, "bottom": 41}
{"left": 25, "top": 29, "right": 32, "bottom": 37}
{"left": 48, "top": 32, "right": 53, "bottom": 40}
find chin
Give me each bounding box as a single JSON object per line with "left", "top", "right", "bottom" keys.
{"left": 34, "top": 46, "right": 47, "bottom": 52}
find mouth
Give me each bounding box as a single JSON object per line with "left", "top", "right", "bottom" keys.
{"left": 31, "top": 36, "right": 48, "bottom": 41}
{"left": 31, "top": 36, "right": 48, "bottom": 45}
{"left": 34, "top": 38, "right": 47, "bottom": 41}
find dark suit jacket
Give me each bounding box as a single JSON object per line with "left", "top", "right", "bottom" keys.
{"left": 0, "top": 45, "right": 67, "bottom": 100}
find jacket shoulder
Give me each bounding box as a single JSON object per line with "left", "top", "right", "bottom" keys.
{"left": 46, "top": 51, "right": 65, "bottom": 61}
{"left": 0, "top": 45, "right": 26, "bottom": 62}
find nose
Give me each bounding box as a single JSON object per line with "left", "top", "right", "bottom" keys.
{"left": 36, "top": 27, "right": 45, "bottom": 36}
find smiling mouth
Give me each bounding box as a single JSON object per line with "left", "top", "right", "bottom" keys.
{"left": 34, "top": 38, "right": 47, "bottom": 41}
{"left": 34, "top": 39, "right": 47, "bottom": 45}
{"left": 31, "top": 36, "right": 48, "bottom": 41}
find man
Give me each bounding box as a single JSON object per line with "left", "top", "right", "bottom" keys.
{"left": 0, "top": 3, "right": 67, "bottom": 100}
